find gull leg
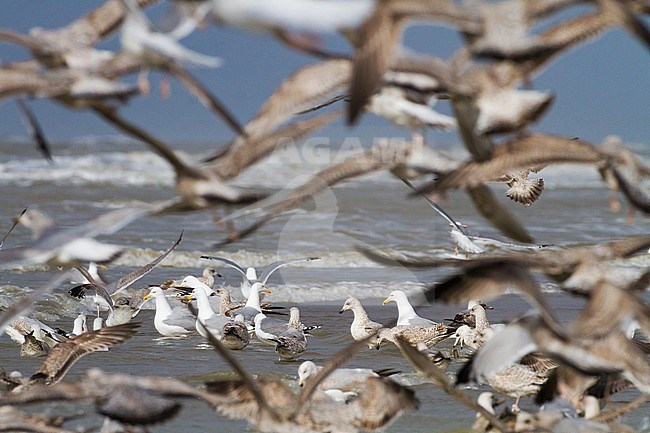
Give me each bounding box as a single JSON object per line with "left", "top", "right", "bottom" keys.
{"left": 137, "top": 69, "right": 151, "bottom": 96}
{"left": 159, "top": 74, "right": 171, "bottom": 99}
{"left": 512, "top": 396, "right": 521, "bottom": 413}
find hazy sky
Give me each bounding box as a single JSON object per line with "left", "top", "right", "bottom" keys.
{"left": 1, "top": 1, "right": 649, "bottom": 152}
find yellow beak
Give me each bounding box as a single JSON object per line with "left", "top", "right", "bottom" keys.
{"left": 382, "top": 298, "right": 391, "bottom": 305}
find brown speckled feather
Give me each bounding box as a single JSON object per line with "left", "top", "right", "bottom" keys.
{"left": 30, "top": 322, "right": 140, "bottom": 385}
{"left": 415, "top": 134, "right": 604, "bottom": 195}
{"left": 220, "top": 150, "right": 390, "bottom": 244}
{"left": 211, "top": 110, "right": 343, "bottom": 180}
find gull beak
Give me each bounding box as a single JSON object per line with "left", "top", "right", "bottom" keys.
{"left": 263, "top": 288, "right": 272, "bottom": 294}
{"left": 298, "top": 379, "right": 305, "bottom": 387}
{"left": 209, "top": 292, "right": 217, "bottom": 297}
{"left": 338, "top": 309, "right": 345, "bottom": 314}
{"left": 186, "top": 295, "right": 195, "bottom": 302}
{"left": 382, "top": 297, "right": 391, "bottom": 305}
{"left": 98, "top": 264, "right": 109, "bottom": 270}
{"left": 142, "top": 294, "right": 152, "bottom": 301}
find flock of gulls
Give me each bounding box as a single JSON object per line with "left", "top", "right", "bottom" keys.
{"left": 1, "top": 0, "right": 650, "bottom": 432}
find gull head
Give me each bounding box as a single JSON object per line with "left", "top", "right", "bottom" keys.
{"left": 246, "top": 267, "right": 258, "bottom": 280}
{"left": 297, "top": 360, "right": 319, "bottom": 387}
{"left": 142, "top": 286, "right": 164, "bottom": 301}
{"left": 383, "top": 290, "right": 405, "bottom": 305}
{"left": 340, "top": 297, "right": 359, "bottom": 313}
{"left": 251, "top": 282, "right": 271, "bottom": 295}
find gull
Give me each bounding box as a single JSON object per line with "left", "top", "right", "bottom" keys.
{"left": 202, "top": 53, "right": 447, "bottom": 171}
{"left": 197, "top": 316, "right": 417, "bottom": 433}
{"left": 142, "top": 286, "right": 196, "bottom": 337}
{"left": 254, "top": 307, "right": 309, "bottom": 346}
{"left": 474, "top": 89, "right": 554, "bottom": 136}
{"left": 597, "top": 135, "right": 650, "bottom": 220}
{"left": 413, "top": 134, "right": 605, "bottom": 197}
{"left": 208, "top": 109, "right": 343, "bottom": 179}
{"left": 90, "top": 103, "right": 260, "bottom": 211}
{"left": 201, "top": 255, "right": 320, "bottom": 299}
{"left": 29, "top": 322, "right": 140, "bottom": 385}
{"left": 422, "top": 236, "right": 650, "bottom": 328}
{"left": 213, "top": 286, "right": 241, "bottom": 315}
{"left": 382, "top": 290, "right": 438, "bottom": 327}
{"left": 254, "top": 312, "right": 286, "bottom": 346}
{"left": 364, "top": 86, "right": 457, "bottom": 131}
{"left": 5, "top": 316, "right": 65, "bottom": 350}
{"left": 0, "top": 63, "right": 138, "bottom": 108}
{"left": 297, "top": 360, "right": 400, "bottom": 397}
{"left": 228, "top": 282, "right": 271, "bottom": 323}
{"left": 339, "top": 297, "right": 384, "bottom": 342}
{"left": 199, "top": 267, "right": 221, "bottom": 288}
{"left": 0, "top": 406, "right": 78, "bottom": 433}
{"left": 465, "top": 307, "right": 650, "bottom": 402}
{"left": 492, "top": 169, "right": 545, "bottom": 207}
{"left": 346, "top": 1, "right": 480, "bottom": 124}
{"left": 69, "top": 231, "right": 183, "bottom": 325}
{"left": 209, "top": 0, "right": 374, "bottom": 34}
{"left": 116, "top": 0, "right": 246, "bottom": 134}
{"left": 465, "top": 0, "right": 650, "bottom": 62}
{"left": 273, "top": 327, "right": 308, "bottom": 361}
{"left": 216, "top": 137, "right": 462, "bottom": 244}
{"left": 458, "top": 349, "right": 557, "bottom": 413}
{"left": 453, "top": 304, "right": 504, "bottom": 351}
{"left": 19, "top": 332, "right": 50, "bottom": 358}
{"left": 92, "top": 317, "right": 104, "bottom": 331}
{"left": 373, "top": 323, "right": 452, "bottom": 350}
{"left": 0, "top": 0, "right": 156, "bottom": 69}
{"left": 176, "top": 274, "right": 216, "bottom": 294}
{"left": 188, "top": 286, "right": 230, "bottom": 338}
{"left": 71, "top": 314, "right": 87, "bottom": 336}
{"left": 0, "top": 204, "right": 155, "bottom": 268}
{"left": 0, "top": 0, "right": 244, "bottom": 134}
{"left": 0, "top": 368, "right": 222, "bottom": 428}
{"left": 119, "top": 0, "right": 221, "bottom": 72}
{"left": 402, "top": 177, "right": 483, "bottom": 254}
{"left": 203, "top": 58, "right": 351, "bottom": 167}
{"left": 221, "top": 315, "right": 250, "bottom": 350}
{"left": 446, "top": 299, "right": 484, "bottom": 327}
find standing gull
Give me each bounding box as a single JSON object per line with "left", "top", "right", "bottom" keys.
{"left": 188, "top": 286, "right": 231, "bottom": 338}
{"left": 382, "top": 290, "right": 438, "bottom": 327}
{"left": 339, "top": 297, "right": 384, "bottom": 342}
{"left": 253, "top": 312, "right": 287, "bottom": 346}
{"left": 142, "top": 287, "right": 196, "bottom": 337}
{"left": 221, "top": 315, "right": 250, "bottom": 350}
{"left": 253, "top": 307, "right": 310, "bottom": 346}
{"left": 273, "top": 327, "right": 308, "bottom": 362}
